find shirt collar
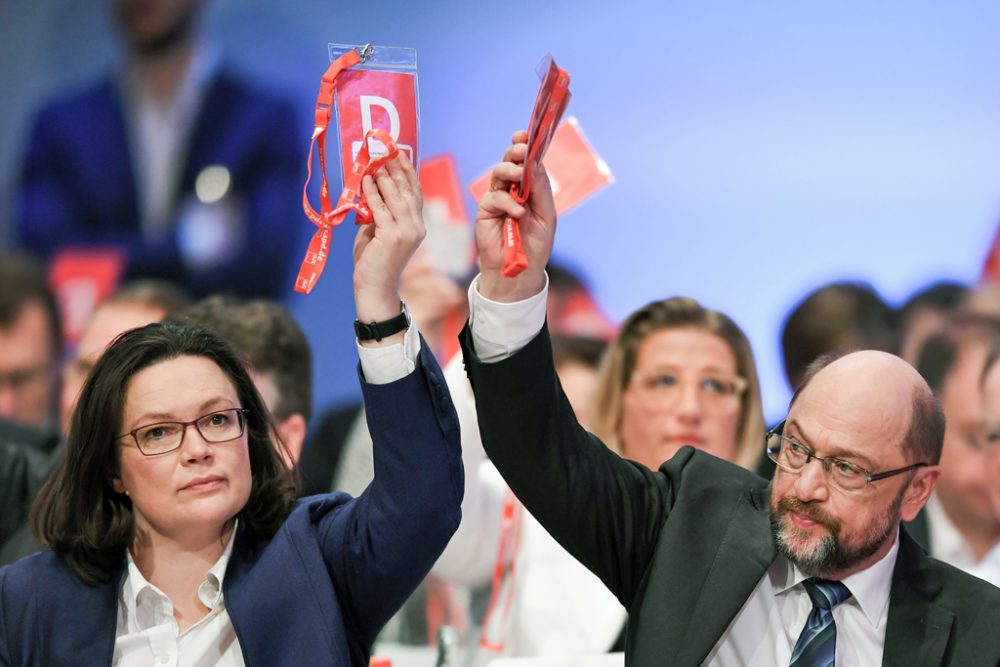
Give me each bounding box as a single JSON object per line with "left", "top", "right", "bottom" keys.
{"left": 119, "top": 520, "right": 239, "bottom": 631}
{"left": 770, "top": 526, "right": 900, "bottom": 628}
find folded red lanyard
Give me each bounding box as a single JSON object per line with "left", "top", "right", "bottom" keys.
{"left": 295, "top": 49, "right": 399, "bottom": 295}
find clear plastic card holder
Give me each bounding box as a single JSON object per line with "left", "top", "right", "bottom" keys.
{"left": 328, "top": 43, "right": 420, "bottom": 183}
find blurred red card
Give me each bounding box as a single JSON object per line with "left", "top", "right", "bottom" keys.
{"left": 419, "top": 154, "right": 474, "bottom": 278}
{"left": 420, "top": 154, "right": 468, "bottom": 227}
{"left": 470, "top": 117, "right": 614, "bottom": 215}
{"left": 48, "top": 248, "right": 125, "bottom": 344}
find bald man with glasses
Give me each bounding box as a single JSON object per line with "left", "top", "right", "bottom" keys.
{"left": 458, "top": 131, "right": 1000, "bottom": 666}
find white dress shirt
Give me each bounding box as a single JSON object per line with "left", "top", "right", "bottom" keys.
{"left": 113, "top": 521, "right": 241, "bottom": 667}
{"left": 123, "top": 44, "right": 218, "bottom": 240}
{"left": 924, "top": 492, "right": 981, "bottom": 572}
{"left": 704, "top": 535, "right": 897, "bottom": 666}
{"left": 113, "top": 329, "right": 419, "bottom": 665}
{"left": 969, "top": 539, "right": 1000, "bottom": 588}
{"left": 467, "top": 274, "right": 899, "bottom": 666}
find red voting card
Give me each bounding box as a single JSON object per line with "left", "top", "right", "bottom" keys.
{"left": 336, "top": 68, "right": 419, "bottom": 174}
{"left": 470, "top": 116, "right": 613, "bottom": 217}
{"left": 500, "top": 55, "right": 571, "bottom": 277}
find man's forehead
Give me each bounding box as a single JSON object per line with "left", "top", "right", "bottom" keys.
{"left": 790, "top": 351, "right": 917, "bottom": 456}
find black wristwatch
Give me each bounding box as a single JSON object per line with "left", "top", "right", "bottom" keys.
{"left": 354, "top": 301, "right": 410, "bottom": 342}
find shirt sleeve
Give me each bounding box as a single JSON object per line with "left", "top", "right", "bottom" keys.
{"left": 356, "top": 323, "right": 421, "bottom": 384}
{"left": 468, "top": 272, "right": 549, "bottom": 363}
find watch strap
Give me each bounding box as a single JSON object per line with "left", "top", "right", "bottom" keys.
{"left": 354, "top": 302, "right": 410, "bottom": 342}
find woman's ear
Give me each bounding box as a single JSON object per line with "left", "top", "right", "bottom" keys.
{"left": 110, "top": 476, "right": 127, "bottom": 495}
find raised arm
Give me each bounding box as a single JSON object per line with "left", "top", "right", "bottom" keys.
{"left": 320, "top": 154, "right": 463, "bottom": 649}
{"left": 462, "top": 134, "right": 673, "bottom": 606}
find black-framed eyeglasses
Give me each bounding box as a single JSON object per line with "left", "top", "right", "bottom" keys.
{"left": 766, "top": 420, "right": 928, "bottom": 494}
{"left": 118, "top": 408, "right": 249, "bottom": 456}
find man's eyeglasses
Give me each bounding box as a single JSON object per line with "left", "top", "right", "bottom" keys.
{"left": 118, "top": 408, "right": 249, "bottom": 456}
{"left": 629, "top": 370, "right": 746, "bottom": 415}
{"left": 766, "top": 420, "right": 928, "bottom": 494}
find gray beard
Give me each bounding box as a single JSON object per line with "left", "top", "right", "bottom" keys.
{"left": 769, "top": 490, "right": 903, "bottom": 578}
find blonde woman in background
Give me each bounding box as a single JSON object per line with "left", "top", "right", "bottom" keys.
{"left": 435, "top": 292, "right": 765, "bottom": 663}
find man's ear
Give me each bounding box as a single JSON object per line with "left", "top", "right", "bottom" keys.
{"left": 276, "top": 413, "right": 307, "bottom": 467}
{"left": 900, "top": 466, "right": 940, "bottom": 522}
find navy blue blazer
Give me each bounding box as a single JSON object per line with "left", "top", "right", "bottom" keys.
{"left": 0, "top": 344, "right": 463, "bottom": 667}
{"left": 18, "top": 65, "right": 303, "bottom": 298}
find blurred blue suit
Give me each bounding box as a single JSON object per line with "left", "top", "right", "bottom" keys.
{"left": 18, "top": 66, "right": 303, "bottom": 298}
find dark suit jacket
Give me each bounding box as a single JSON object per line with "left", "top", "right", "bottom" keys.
{"left": 19, "top": 65, "right": 303, "bottom": 298}
{"left": 0, "top": 344, "right": 463, "bottom": 666}
{"left": 460, "top": 324, "right": 1000, "bottom": 667}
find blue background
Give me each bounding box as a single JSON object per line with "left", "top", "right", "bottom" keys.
{"left": 3, "top": 1, "right": 1000, "bottom": 423}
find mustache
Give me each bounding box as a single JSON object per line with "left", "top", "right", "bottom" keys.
{"left": 776, "top": 496, "right": 842, "bottom": 535}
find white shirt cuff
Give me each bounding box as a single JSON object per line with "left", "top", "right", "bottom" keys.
{"left": 356, "top": 324, "right": 421, "bottom": 384}
{"left": 468, "top": 272, "right": 549, "bottom": 363}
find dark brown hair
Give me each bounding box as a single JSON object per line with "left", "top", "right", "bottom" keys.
{"left": 781, "top": 281, "right": 897, "bottom": 389}
{"left": 177, "top": 296, "right": 312, "bottom": 422}
{"left": 0, "top": 250, "right": 62, "bottom": 358}
{"left": 31, "top": 321, "right": 299, "bottom": 584}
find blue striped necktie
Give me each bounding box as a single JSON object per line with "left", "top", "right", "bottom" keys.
{"left": 789, "top": 578, "right": 852, "bottom": 667}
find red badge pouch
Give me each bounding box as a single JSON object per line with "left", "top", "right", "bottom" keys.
{"left": 502, "top": 54, "right": 571, "bottom": 278}
{"left": 295, "top": 43, "right": 420, "bottom": 295}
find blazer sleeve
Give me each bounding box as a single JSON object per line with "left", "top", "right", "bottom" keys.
{"left": 317, "top": 338, "right": 463, "bottom": 648}
{"left": 460, "top": 322, "right": 676, "bottom": 609}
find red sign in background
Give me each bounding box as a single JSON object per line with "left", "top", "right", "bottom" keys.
{"left": 469, "top": 117, "right": 613, "bottom": 216}
{"left": 48, "top": 248, "right": 125, "bottom": 344}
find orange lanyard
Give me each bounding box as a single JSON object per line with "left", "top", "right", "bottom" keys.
{"left": 479, "top": 489, "right": 524, "bottom": 652}
{"left": 295, "top": 50, "right": 399, "bottom": 295}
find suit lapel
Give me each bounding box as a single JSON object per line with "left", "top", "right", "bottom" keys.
{"left": 882, "top": 527, "right": 953, "bottom": 667}
{"left": 678, "top": 486, "right": 777, "bottom": 665}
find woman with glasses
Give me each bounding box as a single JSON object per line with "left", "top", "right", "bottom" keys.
{"left": 590, "top": 296, "right": 764, "bottom": 472}
{"left": 0, "top": 154, "right": 463, "bottom": 666}
{"left": 435, "top": 294, "right": 764, "bottom": 661}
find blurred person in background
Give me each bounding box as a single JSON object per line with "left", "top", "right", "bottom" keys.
{"left": 0, "top": 251, "right": 62, "bottom": 443}
{"left": 781, "top": 281, "right": 898, "bottom": 390}
{"left": 177, "top": 295, "right": 313, "bottom": 466}
{"left": 2, "top": 279, "right": 187, "bottom": 566}
{"left": 60, "top": 279, "right": 189, "bottom": 436}
{"left": 910, "top": 314, "right": 1000, "bottom": 576}
{"left": 18, "top": 0, "right": 302, "bottom": 298}
{"left": 897, "top": 281, "right": 969, "bottom": 365}
{"left": 761, "top": 280, "right": 899, "bottom": 477}
{"left": 433, "top": 296, "right": 764, "bottom": 662}
{"left": 975, "top": 340, "right": 1000, "bottom": 587}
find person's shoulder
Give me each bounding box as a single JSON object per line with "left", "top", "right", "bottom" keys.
{"left": 924, "top": 556, "right": 1000, "bottom": 607}
{"left": 0, "top": 550, "right": 74, "bottom": 598}
{"left": 33, "top": 76, "right": 116, "bottom": 121}
{"left": 661, "top": 446, "right": 769, "bottom": 495}
{"left": 285, "top": 492, "right": 356, "bottom": 525}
